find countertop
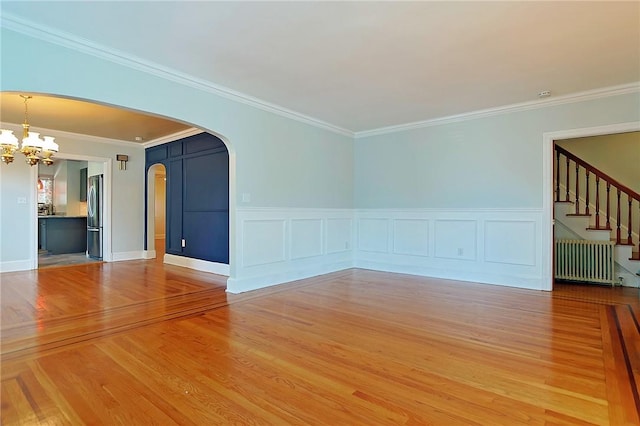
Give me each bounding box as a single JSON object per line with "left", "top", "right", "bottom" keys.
{"left": 38, "top": 215, "right": 88, "bottom": 219}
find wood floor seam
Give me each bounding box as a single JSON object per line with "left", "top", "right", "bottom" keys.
{"left": 2, "top": 263, "right": 639, "bottom": 424}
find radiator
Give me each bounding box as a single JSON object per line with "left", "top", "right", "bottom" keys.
{"left": 555, "top": 239, "right": 615, "bottom": 286}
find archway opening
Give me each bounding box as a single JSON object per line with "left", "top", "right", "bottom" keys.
{"left": 146, "top": 163, "right": 167, "bottom": 262}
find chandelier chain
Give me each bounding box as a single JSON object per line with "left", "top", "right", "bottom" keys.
{"left": 21, "top": 95, "right": 32, "bottom": 139}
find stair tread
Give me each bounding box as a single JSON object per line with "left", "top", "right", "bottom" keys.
{"left": 613, "top": 239, "right": 636, "bottom": 246}
{"left": 586, "top": 226, "right": 612, "bottom": 231}
{"left": 566, "top": 213, "right": 592, "bottom": 217}
{"left": 630, "top": 253, "right": 640, "bottom": 261}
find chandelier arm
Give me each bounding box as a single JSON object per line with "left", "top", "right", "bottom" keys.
{"left": 0, "top": 95, "right": 59, "bottom": 166}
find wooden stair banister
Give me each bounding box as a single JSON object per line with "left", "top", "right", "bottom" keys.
{"left": 554, "top": 145, "right": 640, "bottom": 253}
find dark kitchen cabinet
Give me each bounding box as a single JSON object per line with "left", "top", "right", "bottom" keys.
{"left": 80, "top": 167, "right": 87, "bottom": 201}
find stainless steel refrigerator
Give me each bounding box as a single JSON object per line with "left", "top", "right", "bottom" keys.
{"left": 87, "top": 174, "right": 103, "bottom": 259}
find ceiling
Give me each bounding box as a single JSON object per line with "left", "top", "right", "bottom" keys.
{"left": 1, "top": 1, "right": 638, "bottom": 140}
{"left": 0, "top": 94, "right": 191, "bottom": 143}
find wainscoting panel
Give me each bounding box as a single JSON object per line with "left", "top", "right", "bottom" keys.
{"left": 355, "top": 209, "right": 545, "bottom": 290}
{"left": 358, "top": 218, "right": 389, "bottom": 253}
{"left": 326, "top": 218, "right": 352, "bottom": 254}
{"left": 228, "top": 208, "right": 353, "bottom": 293}
{"left": 393, "top": 219, "right": 429, "bottom": 257}
{"left": 227, "top": 208, "right": 546, "bottom": 293}
{"left": 291, "top": 219, "right": 323, "bottom": 260}
{"left": 484, "top": 220, "right": 537, "bottom": 266}
{"left": 242, "top": 219, "right": 286, "bottom": 267}
{"left": 434, "top": 219, "right": 477, "bottom": 261}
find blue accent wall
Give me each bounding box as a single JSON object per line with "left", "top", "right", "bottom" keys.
{"left": 145, "top": 133, "right": 229, "bottom": 264}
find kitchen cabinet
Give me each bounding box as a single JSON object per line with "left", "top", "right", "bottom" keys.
{"left": 38, "top": 216, "right": 87, "bottom": 254}
{"left": 80, "top": 167, "right": 87, "bottom": 201}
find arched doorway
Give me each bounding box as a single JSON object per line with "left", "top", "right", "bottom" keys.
{"left": 144, "top": 132, "right": 231, "bottom": 276}
{"left": 146, "top": 163, "right": 167, "bottom": 262}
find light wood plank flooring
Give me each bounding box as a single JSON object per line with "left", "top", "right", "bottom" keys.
{"left": 1, "top": 261, "right": 639, "bottom": 425}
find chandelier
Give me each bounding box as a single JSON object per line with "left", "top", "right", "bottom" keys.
{"left": 0, "top": 95, "right": 59, "bottom": 166}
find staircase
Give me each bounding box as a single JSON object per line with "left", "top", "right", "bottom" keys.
{"left": 554, "top": 145, "right": 640, "bottom": 286}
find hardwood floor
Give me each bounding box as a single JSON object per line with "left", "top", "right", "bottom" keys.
{"left": 1, "top": 262, "right": 639, "bottom": 425}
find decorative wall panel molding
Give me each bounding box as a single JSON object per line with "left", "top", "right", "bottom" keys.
{"left": 434, "top": 219, "right": 477, "bottom": 261}
{"left": 357, "top": 218, "right": 389, "bottom": 253}
{"left": 393, "top": 219, "right": 429, "bottom": 257}
{"left": 355, "top": 208, "right": 545, "bottom": 290}
{"left": 290, "top": 219, "right": 323, "bottom": 260}
{"left": 326, "top": 218, "right": 353, "bottom": 254}
{"left": 229, "top": 208, "right": 353, "bottom": 293}
{"left": 484, "top": 220, "right": 536, "bottom": 266}
{"left": 242, "top": 219, "right": 287, "bottom": 267}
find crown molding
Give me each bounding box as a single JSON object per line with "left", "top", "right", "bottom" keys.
{"left": 1, "top": 13, "right": 354, "bottom": 138}
{"left": 354, "top": 82, "right": 640, "bottom": 139}
{"left": 3, "top": 13, "right": 638, "bottom": 142}
{"left": 0, "top": 121, "right": 145, "bottom": 149}
{"left": 142, "top": 128, "right": 203, "bottom": 148}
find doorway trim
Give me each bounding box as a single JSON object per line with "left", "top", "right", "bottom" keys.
{"left": 542, "top": 121, "right": 640, "bottom": 291}
{"left": 145, "top": 163, "right": 166, "bottom": 260}
{"left": 32, "top": 153, "right": 113, "bottom": 268}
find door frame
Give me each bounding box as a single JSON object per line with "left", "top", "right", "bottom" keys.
{"left": 542, "top": 121, "right": 640, "bottom": 291}
{"left": 145, "top": 163, "right": 166, "bottom": 260}
{"left": 32, "top": 153, "right": 113, "bottom": 268}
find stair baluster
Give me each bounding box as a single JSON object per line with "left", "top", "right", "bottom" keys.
{"left": 575, "top": 163, "right": 580, "bottom": 214}
{"left": 606, "top": 182, "right": 611, "bottom": 230}
{"left": 628, "top": 196, "right": 633, "bottom": 245}
{"left": 565, "top": 156, "right": 570, "bottom": 202}
{"left": 595, "top": 176, "right": 600, "bottom": 229}
{"left": 555, "top": 150, "right": 560, "bottom": 202}
{"left": 585, "top": 170, "right": 590, "bottom": 215}
{"left": 616, "top": 189, "right": 621, "bottom": 245}
{"left": 554, "top": 145, "right": 639, "bottom": 257}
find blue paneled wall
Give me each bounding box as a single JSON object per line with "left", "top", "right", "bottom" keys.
{"left": 145, "top": 133, "right": 229, "bottom": 264}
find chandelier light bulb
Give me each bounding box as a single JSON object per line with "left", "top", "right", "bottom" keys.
{"left": 0, "top": 129, "right": 19, "bottom": 164}
{"left": 0, "top": 95, "right": 62, "bottom": 166}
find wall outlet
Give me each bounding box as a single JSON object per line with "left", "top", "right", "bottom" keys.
{"left": 457, "top": 248, "right": 464, "bottom": 256}
{"left": 181, "top": 239, "right": 186, "bottom": 248}
{"left": 345, "top": 241, "right": 350, "bottom": 249}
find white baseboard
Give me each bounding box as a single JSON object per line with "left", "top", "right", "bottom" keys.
{"left": 111, "top": 251, "right": 145, "bottom": 261}
{"left": 142, "top": 250, "right": 157, "bottom": 260}
{"left": 164, "top": 254, "right": 230, "bottom": 276}
{"left": 227, "top": 260, "right": 352, "bottom": 294}
{"left": 355, "top": 260, "right": 544, "bottom": 291}
{"left": 0, "top": 259, "right": 34, "bottom": 273}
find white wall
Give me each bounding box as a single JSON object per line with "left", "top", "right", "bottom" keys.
{"left": 0, "top": 122, "right": 144, "bottom": 269}
{"left": 0, "top": 27, "right": 353, "bottom": 280}
{"left": 0, "top": 159, "right": 36, "bottom": 271}
{"left": 354, "top": 94, "right": 640, "bottom": 208}
{"left": 353, "top": 94, "right": 639, "bottom": 290}
{"left": 1, "top": 26, "right": 638, "bottom": 292}
{"left": 0, "top": 28, "right": 354, "bottom": 209}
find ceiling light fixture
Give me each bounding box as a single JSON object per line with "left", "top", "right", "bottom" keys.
{"left": 538, "top": 90, "right": 551, "bottom": 99}
{"left": 0, "top": 95, "right": 59, "bottom": 166}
